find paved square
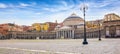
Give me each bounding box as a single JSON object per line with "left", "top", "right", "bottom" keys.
{"left": 0, "top": 38, "right": 120, "bottom": 54}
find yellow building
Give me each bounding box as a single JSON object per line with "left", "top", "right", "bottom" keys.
{"left": 32, "top": 23, "right": 41, "bottom": 32}
{"left": 32, "top": 23, "right": 49, "bottom": 32}
{"left": 86, "top": 20, "right": 102, "bottom": 28}
{"left": 43, "top": 23, "right": 49, "bottom": 31}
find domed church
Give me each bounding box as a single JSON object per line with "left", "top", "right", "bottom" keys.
{"left": 56, "top": 13, "right": 84, "bottom": 39}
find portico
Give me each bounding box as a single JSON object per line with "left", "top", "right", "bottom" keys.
{"left": 56, "top": 26, "right": 75, "bottom": 39}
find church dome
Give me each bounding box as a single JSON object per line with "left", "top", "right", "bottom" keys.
{"left": 63, "top": 13, "right": 84, "bottom": 26}
{"left": 66, "top": 13, "right": 81, "bottom": 19}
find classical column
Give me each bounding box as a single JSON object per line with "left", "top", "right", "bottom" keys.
{"left": 66, "top": 30, "right": 69, "bottom": 38}
{"left": 69, "top": 30, "right": 71, "bottom": 38}
{"left": 116, "top": 26, "right": 120, "bottom": 36}
{"left": 59, "top": 31, "right": 61, "bottom": 38}
{"left": 65, "top": 31, "right": 67, "bottom": 38}
{"left": 64, "top": 31, "right": 66, "bottom": 38}
{"left": 72, "top": 30, "right": 74, "bottom": 39}
{"left": 57, "top": 31, "right": 59, "bottom": 38}
{"left": 58, "top": 31, "right": 60, "bottom": 38}
{"left": 63, "top": 30, "right": 64, "bottom": 38}
{"left": 56, "top": 31, "right": 59, "bottom": 39}
{"left": 106, "top": 27, "right": 110, "bottom": 37}
{"left": 71, "top": 30, "right": 73, "bottom": 38}
{"left": 67, "top": 30, "right": 69, "bottom": 38}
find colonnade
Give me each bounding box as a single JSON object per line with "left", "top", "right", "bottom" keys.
{"left": 56, "top": 30, "right": 74, "bottom": 39}
{"left": 105, "top": 26, "right": 120, "bottom": 38}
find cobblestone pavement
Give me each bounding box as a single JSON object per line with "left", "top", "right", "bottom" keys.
{"left": 0, "top": 38, "right": 120, "bottom": 54}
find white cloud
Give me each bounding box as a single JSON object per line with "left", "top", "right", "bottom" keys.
{"left": 0, "top": 3, "right": 7, "bottom": 8}
{"left": 19, "top": 3, "right": 30, "bottom": 7}
{"left": 36, "top": 12, "right": 42, "bottom": 14}
{"left": 87, "top": 0, "right": 120, "bottom": 8}
{"left": 0, "top": 2, "right": 36, "bottom": 9}
{"left": 42, "top": 0, "right": 75, "bottom": 12}
{"left": 79, "top": 0, "right": 120, "bottom": 21}
{"left": 4, "top": 2, "right": 37, "bottom": 8}
{"left": 19, "top": 2, "right": 36, "bottom": 7}
{"left": 43, "top": 4, "right": 74, "bottom": 12}
{"left": 61, "top": 1, "right": 67, "bottom": 7}
{"left": 43, "top": 7, "right": 60, "bottom": 12}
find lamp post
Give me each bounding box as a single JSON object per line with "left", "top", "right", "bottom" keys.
{"left": 98, "top": 20, "right": 101, "bottom": 41}
{"left": 80, "top": 3, "right": 88, "bottom": 45}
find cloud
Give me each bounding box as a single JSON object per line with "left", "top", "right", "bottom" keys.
{"left": 0, "top": 2, "right": 37, "bottom": 9}
{"left": 19, "top": 3, "right": 30, "bottom": 7}
{"left": 18, "top": 2, "right": 37, "bottom": 8}
{"left": 80, "top": 0, "right": 120, "bottom": 21}
{"left": 19, "top": 2, "right": 36, "bottom": 7}
{"left": 0, "top": 3, "right": 31, "bottom": 9}
{"left": 35, "top": 12, "right": 42, "bottom": 14}
{"left": 42, "top": 1, "right": 75, "bottom": 12}
{"left": 0, "top": 3, "right": 7, "bottom": 8}
{"left": 61, "top": 1, "right": 67, "bottom": 7}
{"left": 87, "top": 0, "right": 120, "bottom": 8}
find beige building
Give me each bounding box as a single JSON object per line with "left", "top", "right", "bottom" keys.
{"left": 103, "top": 13, "right": 120, "bottom": 38}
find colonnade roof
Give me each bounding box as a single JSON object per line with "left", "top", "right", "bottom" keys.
{"left": 59, "top": 26, "right": 72, "bottom": 30}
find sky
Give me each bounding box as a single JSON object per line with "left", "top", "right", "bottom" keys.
{"left": 0, "top": 0, "right": 120, "bottom": 26}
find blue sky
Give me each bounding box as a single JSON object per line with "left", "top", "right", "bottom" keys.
{"left": 0, "top": 0, "right": 120, "bottom": 25}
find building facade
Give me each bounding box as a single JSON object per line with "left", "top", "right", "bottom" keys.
{"left": 103, "top": 13, "right": 120, "bottom": 38}
{"left": 32, "top": 22, "right": 57, "bottom": 32}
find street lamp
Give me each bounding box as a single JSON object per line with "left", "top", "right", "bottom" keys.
{"left": 98, "top": 20, "right": 101, "bottom": 41}
{"left": 80, "top": 3, "right": 88, "bottom": 45}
